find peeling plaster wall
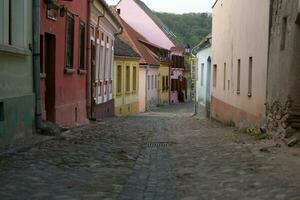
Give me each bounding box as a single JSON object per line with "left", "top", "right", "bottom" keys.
{"left": 267, "top": 0, "right": 300, "bottom": 105}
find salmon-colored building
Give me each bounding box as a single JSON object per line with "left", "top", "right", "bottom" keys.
{"left": 40, "top": 0, "right": 89, "bottom": 127}
{"left": 211, "top": 0, "right": 270, "bottom": 126}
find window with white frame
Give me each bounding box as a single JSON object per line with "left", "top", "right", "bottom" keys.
{"left": 0, "top": 0, "right": 27, "bottom": 48}
{"left": 100, "top": 40, "right": 105, "bottom": 81}
{"left": 105, "top": 37, "right": 110, "bottom": 80}
{"left": 110, "top": 42, "right": 114, "bottom": 81}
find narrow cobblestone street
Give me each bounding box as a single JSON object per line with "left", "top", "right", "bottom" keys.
{"left": 1, "top": 103, "right": 300, "bottom": 200}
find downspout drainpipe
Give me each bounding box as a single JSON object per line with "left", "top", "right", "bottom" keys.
{"left": 33, "top": 0, "right": 42, "bottom": 129}
{"left": 190, "top": 46, "right": 198, "bottom": 116}
{"left": 87, "top": 0, "right": 92, "bottom": 119}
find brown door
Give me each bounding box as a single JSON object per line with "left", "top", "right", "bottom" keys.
{"left": 44, "top": 33, "right": 56, "bottom": 122}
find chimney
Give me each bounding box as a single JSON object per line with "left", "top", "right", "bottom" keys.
{"left": 117, "top": 9, "right": 121, "bottom": 15}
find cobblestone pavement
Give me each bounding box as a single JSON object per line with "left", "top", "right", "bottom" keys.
{"left": 0, "top": 103, "right": 300, "bottom": 200}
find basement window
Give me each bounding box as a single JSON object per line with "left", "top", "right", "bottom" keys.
{"left": 0, "top": 102, "right": 4, "bottom": 122}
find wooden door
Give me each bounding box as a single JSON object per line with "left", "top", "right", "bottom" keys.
{"left": 44, "top": 33, "right": 56, "bottom": 122}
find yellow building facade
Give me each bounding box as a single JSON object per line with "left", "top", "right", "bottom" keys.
{"left": 158, "top": 62, "right": 170, "bottom": 105}
{"left": 114, "top": 58, "right": 140, "bottom": 116}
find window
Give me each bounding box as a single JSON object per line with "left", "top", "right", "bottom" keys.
{"left": 171, "top": 79, "right": 175, "bottom": 91}
{"left": 280, "top": 17, "right": 288, "bottom": 51}
{"left": 151, "top": 75, "right": 154, "bottom": 89}
{"left": 213, "top": 64, "right": 217, "bottom": 87}
{"left": 148, "top": 75, "right": 150, "bottom": 90}
{"left": 237, "top": 59, "right": 241, "bottom": 94}
{"left": 100, "top": 41, "right": 105, "bottom": 80}
{"left": 166, "top": 76, "right": 169, "bottom": 90}
{"left": 126, "top": 66, "right": 130, "bottom": 92}
{"left": 105, "top": 40, "right": 110, "bottom": 80}
{"left": 155, "top": 75, "right": 157, "bottom": 89}
{"left": 162, "top": 76, "right": 165, "bottom": 91}
{"left": 248, "top": 57, "right": 253, "bottom": 97}
{"left": 8, "top": 0, "right": 11, "bottom": 45}
{"left": 132, "top": 66, "right": 137, "bottom": 91}
{"left": 223, "top": 63, "right": 226, "bottom": 90}
{"left": 0, "top": 102, "right": 4, "bottom": 122}
{"left": 110, "top": 43, "right": 114, "bottom": 80}
{"left": 117, "top": 65, "right": 122, "bottom": 94}
{"left": 66, "top": 13, "right": 74, "bottom": 69}
{"left": 0, "top": 0, "right": 27, "bottom": 47}
{"left": 79, "top": 22, "right": 85, "bottom": 70}
{"left": 201, "top": 63, "right": 204, "bottom": 86}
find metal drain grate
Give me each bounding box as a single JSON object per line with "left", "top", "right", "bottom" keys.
{"left": 146, "top": 142, "right": 169, "bottom": 148}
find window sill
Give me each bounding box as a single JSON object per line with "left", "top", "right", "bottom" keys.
{"left": 116, "top": 93, "right": 122, "bottom": 97}
{"left": 78, "top": 69, "right": 87, "bottom": 75}
{"left": 0, "top": 44, "right": 31, "bottom": 56}
{"left": 248, "top": 93, "right": 252, "bottom": 98}
{"left": 64, "top": 68, "right": 75, "bottom": 74}
{"left": 125, "top": 91, "right": 131, "bottom": 95}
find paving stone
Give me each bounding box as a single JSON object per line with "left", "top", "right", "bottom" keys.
{"left": 0, "top": 103, "right": 300, "bottom": 200}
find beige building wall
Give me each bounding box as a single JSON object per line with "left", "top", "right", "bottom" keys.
{"left": 211, "top": 0, "right": 270, "bottom": 126}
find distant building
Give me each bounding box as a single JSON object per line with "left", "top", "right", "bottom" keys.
{"left": 116, "top": 0, "right": 188, "bottom": 105}
{"left": 0, "top": 0, "right": 35, "bottom": 144}
{"left": 267, "top": 0, "right": 300, "bottom": 129}
{"left": 40, "top": 0, "right": 89, "bottom": 127}
{"left": 88, "top": 0, "right": 122, "bottom": 119}
{"left": 115, "top": 15, "right": 160, "bottom": 111}
{"left": 139, "top": 40, "right": 171, "bottom": 106}
{"left": 113, "top": 37, "right": 140, "bottom": 116}
{"left": 116, "top": 0, "right": 177, "bottom": 50}
{"left": 212, "top": 0, "right": 270, "bottom": 126}
{"left": 195, "top": 34, "right": 212, "bottom": 117}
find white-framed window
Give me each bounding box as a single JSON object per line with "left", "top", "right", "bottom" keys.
{"left": 105, "top": 37, "right": 110, "bottom": 80}
{"left": 0, "top": 0, "right": 27, "bottom": 48}
{"left": 100, "top": 40, "right": 105, "bottom": 81}
{"left": 110, "top": 43, "right": 114, "bottom": 81}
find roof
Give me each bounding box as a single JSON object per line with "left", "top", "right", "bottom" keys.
{"left": 193, "top": 33, "right": 212, "bottom": 54}
{"left": 133, "top": 0, "right": 180, "bottom": 47}
{"left": 119, "top": 18, "right": 160, "bottom": 66}
{"left": 97, "top": 0, "right": 123, "bottom": 31}
{"left": 114, "top": 36, "right": 140, "bottom": 58}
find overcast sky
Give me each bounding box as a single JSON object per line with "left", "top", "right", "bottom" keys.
{"left": 106, "top": 0, "right": 214, "bottom": 14}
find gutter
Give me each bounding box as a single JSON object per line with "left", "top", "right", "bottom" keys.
{"left": 33, "top": 0, "right": 42, "bottom": 129}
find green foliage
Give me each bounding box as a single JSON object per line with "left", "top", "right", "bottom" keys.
{"left": 240, "top": 127, "right": 270, "bottom": 140}
{"left": 155, "top": 12, "right": 212, "bottom": 48}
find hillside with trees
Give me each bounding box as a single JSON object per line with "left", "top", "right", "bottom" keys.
{"left": 155, "top": 12, "right": 212, "bottom": 48}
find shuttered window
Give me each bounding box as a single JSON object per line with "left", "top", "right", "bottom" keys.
{"left": 66, "top": 13, "right": 74, "bottom": 69}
